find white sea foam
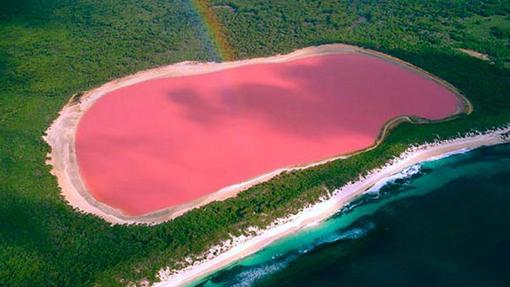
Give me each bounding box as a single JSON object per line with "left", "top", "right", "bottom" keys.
{"left": 365, "top": 164, "right": 422, "bottom": 195}
{"left": 426, "top": 147, "right": 473, "bottom": 161}
{"left": 297, "top": 221, "right": 376, "bottom": 256}
{"left": 231, "top": 222, "right": 377, "bottom": 285}
{"left": 229, "top": 259, "right": 292, "bottom": 287}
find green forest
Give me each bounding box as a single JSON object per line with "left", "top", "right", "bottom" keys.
{"left": 1, "top": 0, "right": 509, "bottom": 286}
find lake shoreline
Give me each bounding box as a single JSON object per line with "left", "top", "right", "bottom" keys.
{"left": 43, "top": 43, "right": 470, "bottom": 225}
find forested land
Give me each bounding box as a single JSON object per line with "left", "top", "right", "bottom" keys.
{"left": 1, "top": 0, "right": 509, "bottom": 286}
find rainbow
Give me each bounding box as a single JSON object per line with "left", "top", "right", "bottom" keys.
{"left": 192, "top": 0, "right": 235, "bottom": 61}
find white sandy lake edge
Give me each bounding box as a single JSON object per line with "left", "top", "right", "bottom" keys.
{"left": 153, "top": 125, "right": 510, "bottom": 287}
{"left": 44, "top": 43, "right": 471, "bottom": 225}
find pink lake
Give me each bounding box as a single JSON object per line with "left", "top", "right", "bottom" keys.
{"left": 76, "top": 54, "right": 460, "bottom": 216}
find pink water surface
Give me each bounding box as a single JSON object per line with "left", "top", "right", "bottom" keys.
{"left": 76, "top": 54, "right": 460, "bottom": 216}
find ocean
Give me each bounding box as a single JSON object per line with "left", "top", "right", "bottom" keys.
{"left": 194, "top": 143, "right": 510, "bottom": 287}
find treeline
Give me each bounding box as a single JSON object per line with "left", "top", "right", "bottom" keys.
{"left": 210, "top": 0, "right": 510, "bottom": 64}
{"left": 0, "top": 0, "right": 509, "bottom": 286}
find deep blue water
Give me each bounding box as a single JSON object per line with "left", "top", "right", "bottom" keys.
{"left": 195, "top": 143, "right": 510, "bottom": 287}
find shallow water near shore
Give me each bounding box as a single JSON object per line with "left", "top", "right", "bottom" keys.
{"left": 193, "top": 143, "right": 510, "bottom": 286}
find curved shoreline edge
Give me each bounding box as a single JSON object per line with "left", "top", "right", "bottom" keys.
{"left": 43, "top": 43, "right": 472, "bottom": 225}
{"left": 155, "top": 125, "right": 510, "bottom": 287}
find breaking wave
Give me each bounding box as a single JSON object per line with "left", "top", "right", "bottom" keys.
{"left": 227, "top": 259, "right": 293, "bottom": 287}
{"left": 209, "top": 221, "right": 376, "bottom": 287}
{"left": 366, "top": 164, "right": 423, "bottom": 195}
{"left": 300, "top": 221, "right": 376, "bottom": 253}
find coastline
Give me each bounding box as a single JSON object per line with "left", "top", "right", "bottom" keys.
{"left": 43, "top": 43, "right": 470, "bottom": 225}
{"left": 155, "top": 125, "right": 510, "bottom": 287}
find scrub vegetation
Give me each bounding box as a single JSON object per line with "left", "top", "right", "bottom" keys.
{"left": 1, "top": 0, "right": 509, "bottom": 286}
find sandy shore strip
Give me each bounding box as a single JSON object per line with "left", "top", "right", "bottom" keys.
{"left": 154, "top": 125, "right": 510, "bottom": 287}
{"left": 458, "top": 48, "right": 490, "bottom": 61}
{"left": 44, "top": 43, "right": 471, "bottom": 225}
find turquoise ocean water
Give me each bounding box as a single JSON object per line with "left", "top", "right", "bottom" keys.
{"left": 194, "top": 143, "right": 510, "bottom": 287}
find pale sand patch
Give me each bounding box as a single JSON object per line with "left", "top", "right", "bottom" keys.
{"left": 458, "top": 48, "right": 490, "bottom": 61}
{"left": 44, "top": 44, "right": 471, "bottom": 225}
{"left": 155, "top": 126, "right": 510, "bottom": 287}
